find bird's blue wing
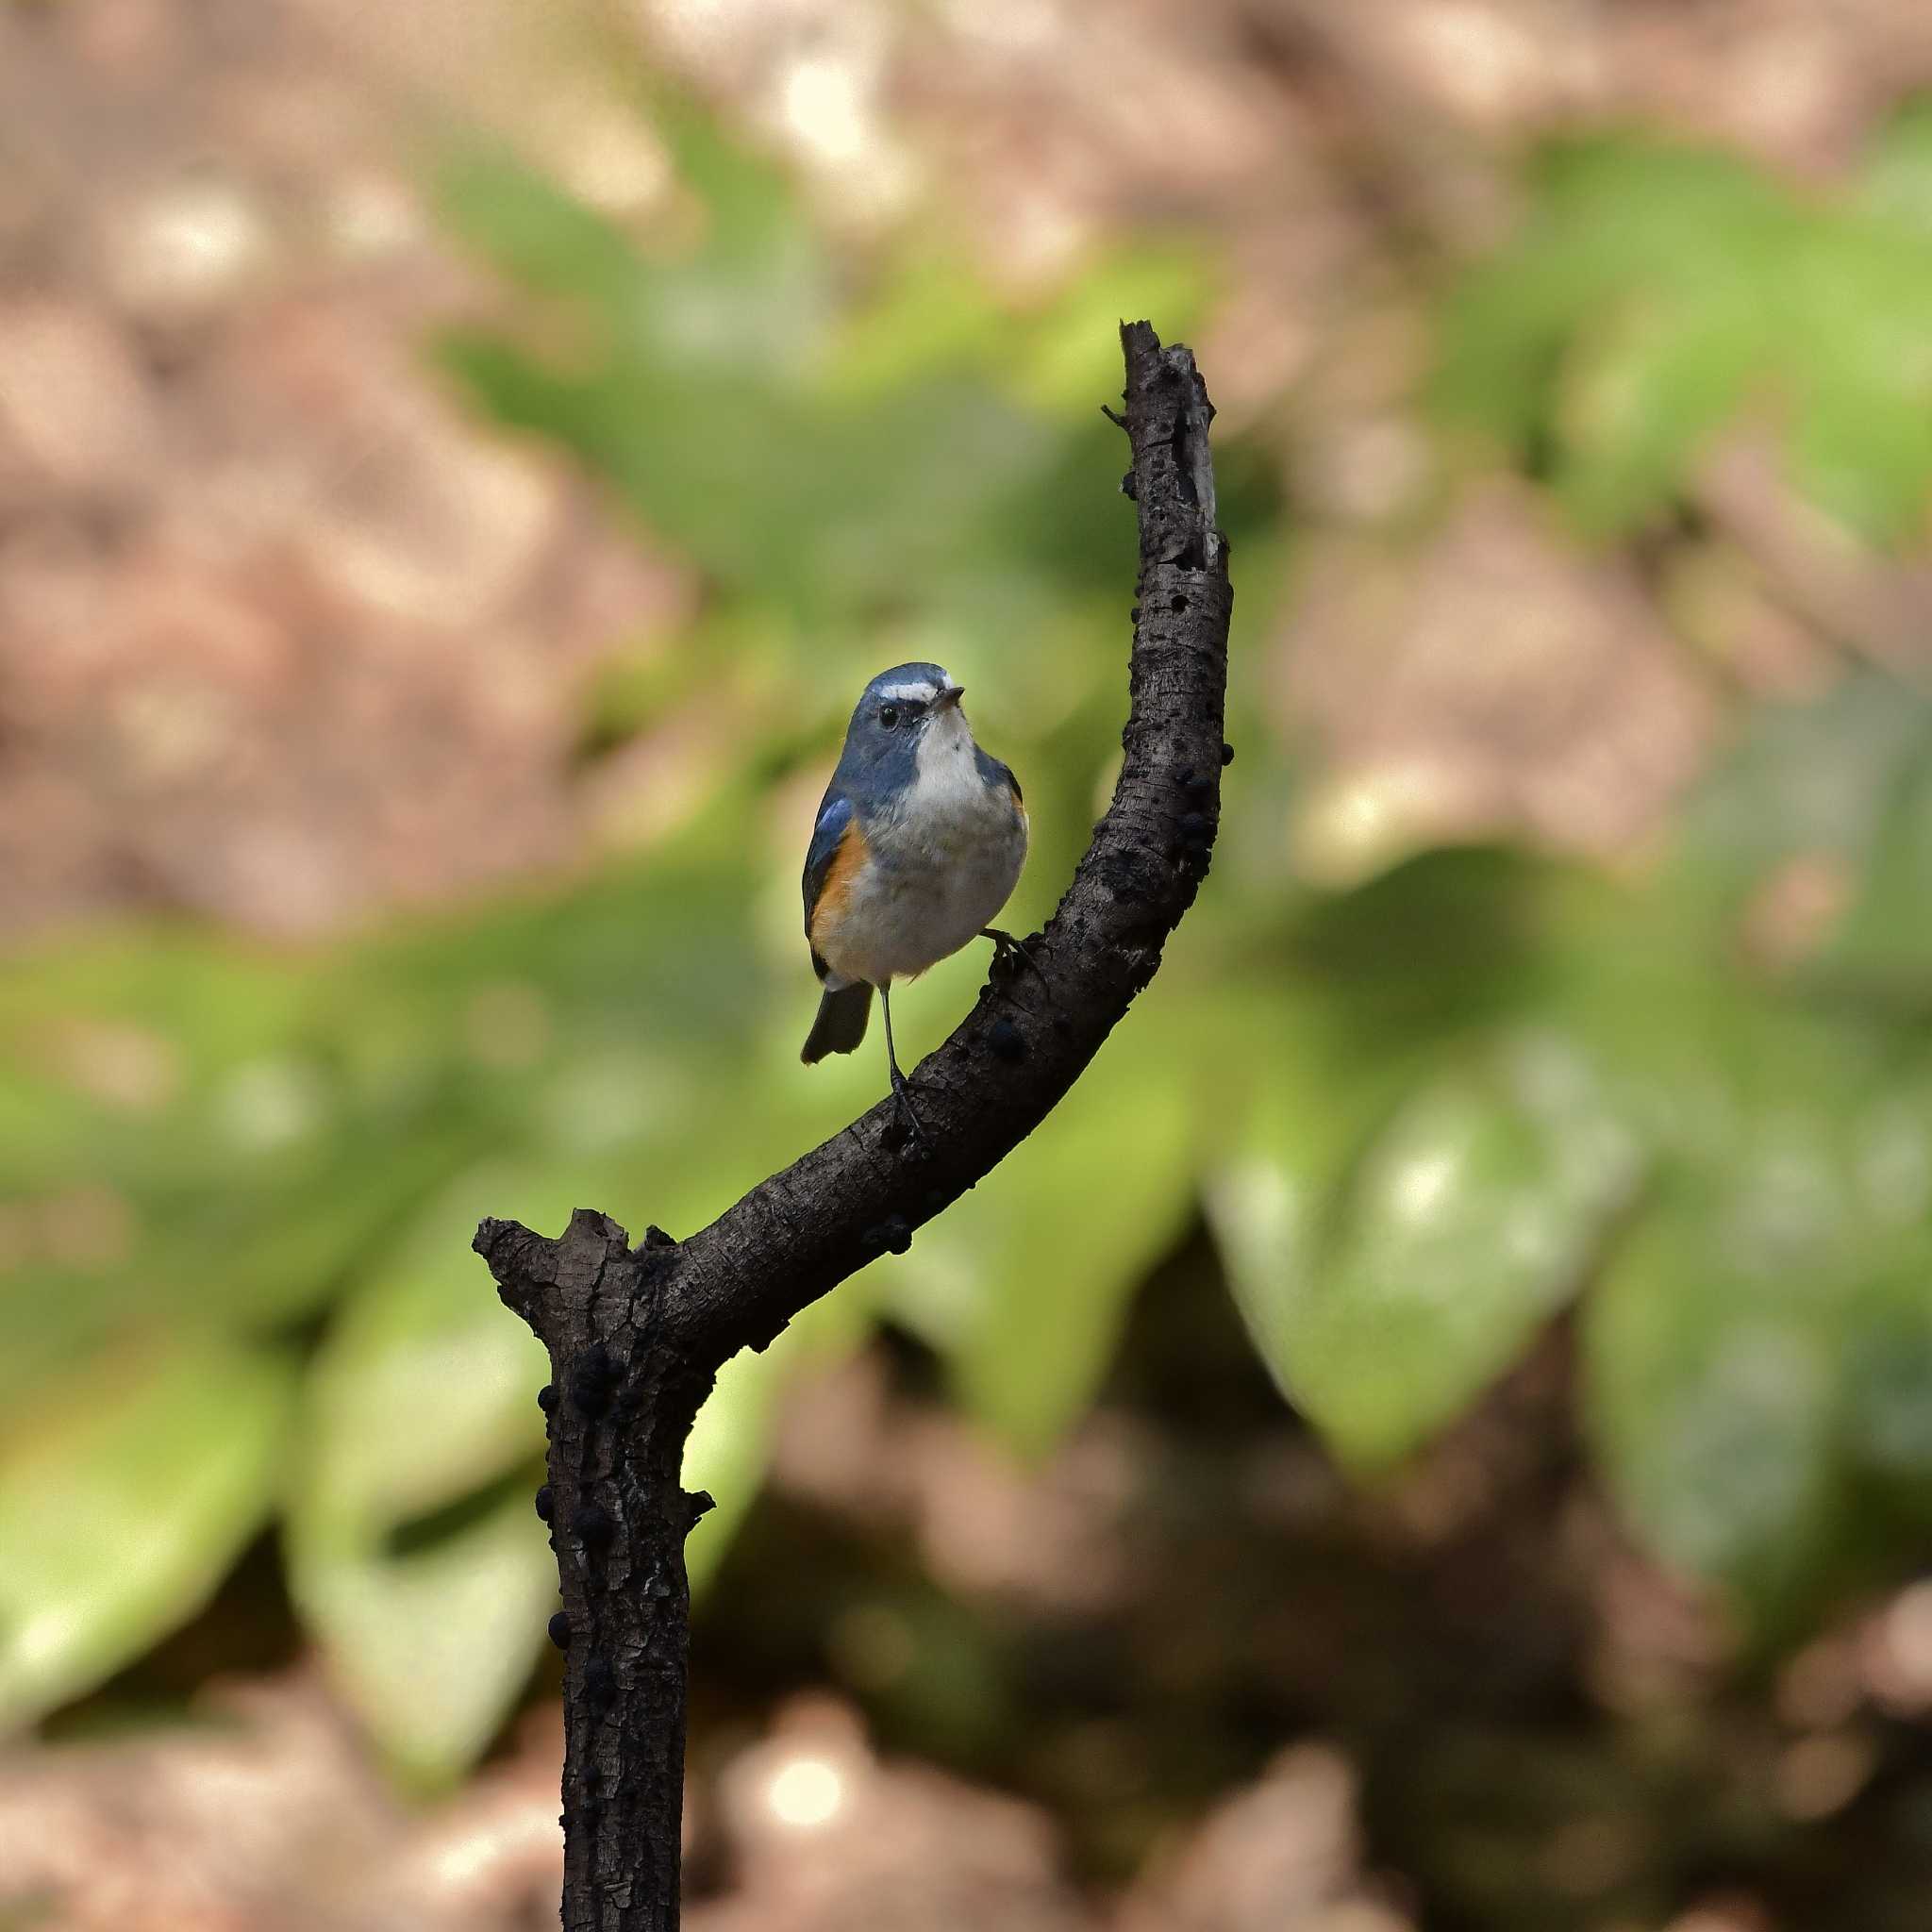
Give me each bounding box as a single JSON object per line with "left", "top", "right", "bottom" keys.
{"left": 802, "top": 791, "right": 856, "bottom": 941}
{"left": 975, "top": 748, "right": 1024, "bottom": 809}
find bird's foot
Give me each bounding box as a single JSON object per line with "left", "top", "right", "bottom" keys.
{"left": 981, "top": 927, "right": 1043, "bottom": 983}
{"left": 886, "top": 1070, "right": 929, "bottom": 1153}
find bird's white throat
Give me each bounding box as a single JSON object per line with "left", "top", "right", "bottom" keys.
{"left": 908, "top": 705, "right": 987, "bottom": 821}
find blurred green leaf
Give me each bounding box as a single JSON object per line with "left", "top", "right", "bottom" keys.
{"left": 0, "top": 1338, "right": 294, "bottom": 1728}
{"left": 282, "top": 1151, "right": 867, "bottom": 1776}
{"left": 435, "top": 123, "right": 1204, "bottom": 636}
{"left": 684, "top": 1342, "right": 781, "bottom": 1597}
{"left": 1828, "top": 728, "right": 1932, "bottom": 995}
{"left": 436, "top": 135, "right": 831, "bottom": 605}
{"left": 1217, "top": 1029, "right": 1639, "bottom": 1469}
{"left": 0, "top": 929, "right": 312, "bottom": 1080}
{"left": 285, "top": 1168, "right": 569, "bottom": 1781}
{"left": 1437, "top": 138, "right": 1787, "bottom": 455}
{"left": 1843, "top": 1268, "right": 1932, "bottom": 1491}
{"left": 288, "top": 1470, "right": 555, "bottom": 1788}
{"left": 294, "top": 1172, "right": 555, "bottom": 1528}
{"left": 1588, "top": 1173, "right": 1834, "bottom": 1631}
{"left": 1282, "top": 847, "right": 1568, "bottom": 1059}
{"left": 439, "top": 125, "right": 831, "bottom": 380}
{"left": 1438, "top": 122, "right": 1932, "bottom": 541}
{"left": 827, "top": 238, "right": 1208, "bottom": 422}
{"left": 1552, "top": 292, "right": 1757, "bottom": 535}
{"left": 1582, "top": 1002, "right": 1932, "bottom": 1631}
{"left": 1863, "top": 96, "right": 1932, "bottom": 234}
{"left": 890, "top": 1030, "right": 1198, "bottom": 1457}
{"left": 0, "top": 919, "right": 499, "bottom": 1381}
{"left": 1665, "top": 672, "right": 1931, "bottom": 921}
{"left": 0, "top": 931, "right": 314, "bottom": 1208}
{"left": 1785, "top": 222, "right": 1932, "bottom": 539}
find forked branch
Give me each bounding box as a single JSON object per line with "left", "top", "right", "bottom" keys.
{"left": 475, "top": 321, "right": 1232, "bottom": 1931}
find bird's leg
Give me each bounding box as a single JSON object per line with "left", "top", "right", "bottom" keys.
{"left": 879, "top": 985, "right": 926, "bottom": 1148}
{"left": 980, "top": 927, "right": 1043, "bottom": 982}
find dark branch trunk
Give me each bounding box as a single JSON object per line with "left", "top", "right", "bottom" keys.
{"left": 479, "top": 1211, "right": 712, "bottom": 1931}
{"left": 474, "top": 322, "right": 1232, "bottom": 1932}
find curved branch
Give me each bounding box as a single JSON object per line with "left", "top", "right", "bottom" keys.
{"left": 474, "top": 321, "right": 1230, "bottom": 1932}
{"left": 662, "top": 321, "right": 1229, "bottom": 1359}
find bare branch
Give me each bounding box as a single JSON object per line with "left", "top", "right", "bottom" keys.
{"left": 474, "top": 321, "right": 1232, "bottom": 1932}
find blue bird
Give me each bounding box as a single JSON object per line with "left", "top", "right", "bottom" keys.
{"left": 802, "top": 663, "right": 1029, "bottom": 1135}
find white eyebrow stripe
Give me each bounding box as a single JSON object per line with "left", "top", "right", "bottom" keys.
{"left": 876, "top": 680, "right": 941, "bottom": 703}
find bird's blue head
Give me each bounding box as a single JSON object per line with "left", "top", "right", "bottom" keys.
{"left": 835, "top": 662, "right": 969, "bottom": 787}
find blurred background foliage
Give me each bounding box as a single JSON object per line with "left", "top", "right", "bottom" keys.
{"left": 5, "top": 2, "right": 1932, "bottom": 1927}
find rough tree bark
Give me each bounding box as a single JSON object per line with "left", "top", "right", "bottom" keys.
{"left": 475, "top": 321, "right": 1232, "bottom": 1932}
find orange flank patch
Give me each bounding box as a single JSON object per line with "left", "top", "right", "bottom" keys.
{"left": 808, "top": 817, "right": 867, "bottom": 953}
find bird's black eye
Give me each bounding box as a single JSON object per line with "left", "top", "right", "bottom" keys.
{"left": 879, "top": 705, "right": 899, "bottom": 728}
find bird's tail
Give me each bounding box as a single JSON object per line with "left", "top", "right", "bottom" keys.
{"left": 801, "top": 982, "right": 874, "bottom": 1063}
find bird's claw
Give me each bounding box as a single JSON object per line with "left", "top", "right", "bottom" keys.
{"left": 888, "top": 1071, "right": 928, "bottom": 1152}
{"left": 981, "top": 927, "right": 1042, "bottom": 982}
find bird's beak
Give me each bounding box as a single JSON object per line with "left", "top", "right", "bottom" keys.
{"left": 935, "top": 682, "right": 965, "bottom": 711}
